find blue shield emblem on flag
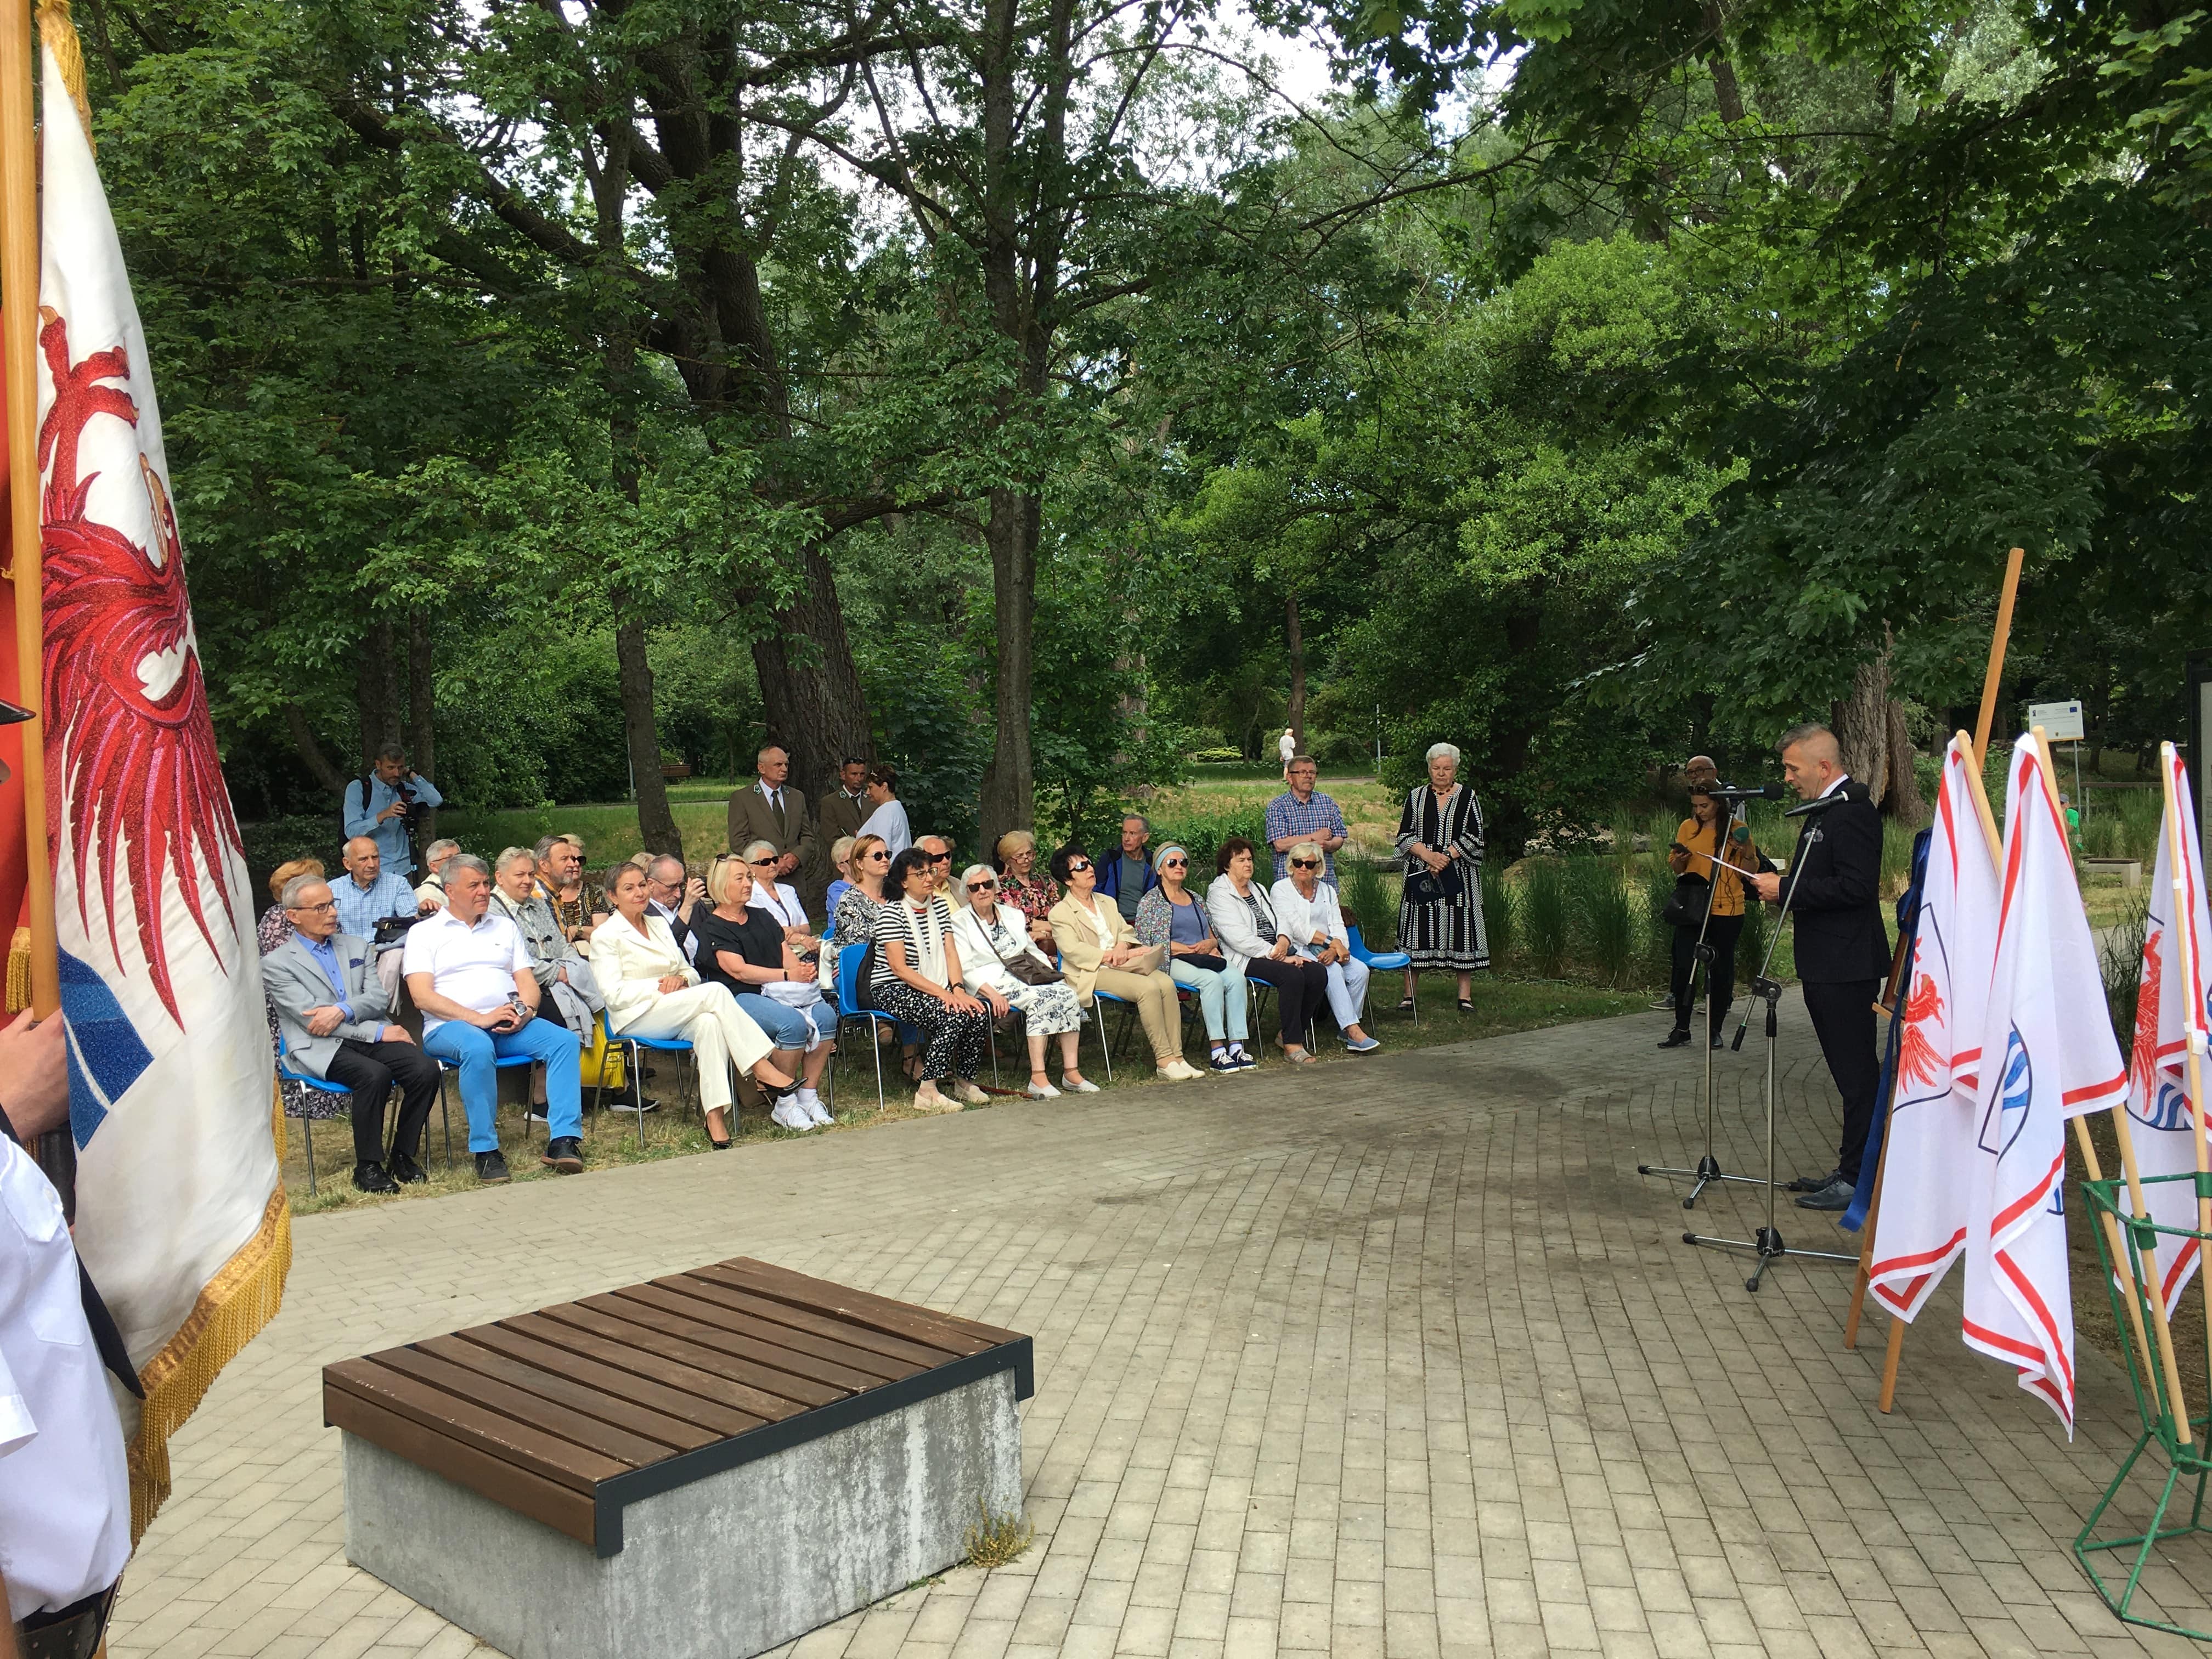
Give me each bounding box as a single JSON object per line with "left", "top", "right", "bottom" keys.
{"left": 1979, "top": 1026, "right": 2032, "bottom": 1159}
{"left": 58, "top": 945, "right": 155, "bottom": 1150}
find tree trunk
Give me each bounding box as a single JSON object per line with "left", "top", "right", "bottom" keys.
{"left": 1832, "top": 652, "right": 1891, "bottom": 807}
{"left": 407, "top": 608, "right": 437, "bottom": 840}
{"left": 614, "top": 610, "right": 681, "bottom": 856}
{"left": 285, "top": 706, "right": 349, "bottom": 799}
{"left": 977, "top": 486, "right": 1040, "bottom": 849}
{"left": 356, "top": 618, "right": 400, "bottom": 771}
{"left": 752, "top": 545, "right": 876, "bottom": 808}
{"left": 1883, "top": 696, "right": 1927, "bottom": 824}
{"left": 1700, "top": 1, "right": 1746, "bottom": 123}
{"left": 1284, "top": 591, "right": 1307, "bottom": 755}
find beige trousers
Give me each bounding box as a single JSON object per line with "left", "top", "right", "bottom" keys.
{"left": 617, "top": 984, "right": 773, "bottom": 1113}
{"left": 1090, "top": 967, "right": 1183, "bottom": 1062}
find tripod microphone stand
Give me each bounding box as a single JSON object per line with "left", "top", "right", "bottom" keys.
{"left": 1682, "top": 816, "right": 1858, "bottom": 1292}
{"left": 1638, "top": 801, "right": 1767, "bottom": 1209}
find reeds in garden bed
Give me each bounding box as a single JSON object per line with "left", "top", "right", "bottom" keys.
{"left": 1336, "top": 856, "right": 1398, "bottom": 951}
{"left": 1568, "top": 860, "right": 1639, "bottom": 987}
{"left": 1520, "top": 859, "right": 1572, "bottom": 979}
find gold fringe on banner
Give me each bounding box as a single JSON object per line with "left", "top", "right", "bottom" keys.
{"left": 33, "top": 0, "right": 92, "bottom": 150}
{"left": 5, "top": 926, "right": 27, "bottom": 1013}
{"left": 125, "top": 1188, "right": 291, "bottom": 1538}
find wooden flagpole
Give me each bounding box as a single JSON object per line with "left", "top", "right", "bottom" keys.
{"left": 2159, "top": 741, "right": 2212, "bottom": 1418}
{"left": 0, "top": 0, "right": 57, "bottom": 1022}
{"left": 1972, "top": 548, "right": 2025, "bottom": 771}
{"left": 2030, "top": 727, "right": 2195, "bottom": 1440}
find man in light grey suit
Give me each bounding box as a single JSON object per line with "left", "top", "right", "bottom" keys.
{"left": 265, "top": 875, "right": 443, "bottom": 1194}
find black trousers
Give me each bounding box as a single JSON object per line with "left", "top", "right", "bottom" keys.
{"left": 1802, "top": 978, "right": 1881, "bottom": 1182}
{"left": 1245, "top": 956, "right": 1331, "bottom": 1042}
{"left": 1668, "top": 913, "right": 1744, "bottom": 1038}
{"left": 321, "top": 1036, "right": 443, "bottom": 1165}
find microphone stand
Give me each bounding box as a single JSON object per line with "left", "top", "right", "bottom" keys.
{"left": 1638, "top": 802, "right": 1764, "bottom": 1208}
{"left": 1683, "top": 814, "right": 1858, "bottom": 1292}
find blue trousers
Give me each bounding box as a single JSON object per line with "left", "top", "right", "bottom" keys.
{"left": 426, "top": 1017, "right": 581, "bottom": 1153}
{"left": 733, "top": 992, "right": 836, "bottom": 1049}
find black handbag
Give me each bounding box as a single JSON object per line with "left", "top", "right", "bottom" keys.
{"left": 1661, "top": 874, "right": 1712, "bottom": 929}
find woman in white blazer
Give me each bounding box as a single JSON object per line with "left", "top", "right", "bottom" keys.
{"left": 592, "top": 863, "right": 805, "bottom": 1145}
{"left": 1269, "top": 840, "right": 1379, "bottom": 1052}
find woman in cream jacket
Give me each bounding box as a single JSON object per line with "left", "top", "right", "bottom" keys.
{"left": 1047, "top": 843, "right": 1200, "bottom": 1082}
{"left": 592, "top": 862, "right": 805, "bottom": 1145}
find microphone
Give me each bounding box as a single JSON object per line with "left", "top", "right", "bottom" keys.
{"left": 1706, "top": 783, "right": 1782, "bottom": 802}
{"left": 1784, "top": 794, "right": 1845, "bottom": 818}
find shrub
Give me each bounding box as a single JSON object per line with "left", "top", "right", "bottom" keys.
{"left": 1144, "top": 803, "right": 1267, "bottom": 882}
{"left": 1336, "top": 856, "right": 1398, "bottom": 951}
{"left": 1640, "top": 860, "right": 1678, "bottom": 984}
{"left": 1481, "top": 866, "right": 1515, "bottom": 967}
{"left": 1521, "top": 860, "right": 1571, "bottom": 979}
{"left": 2103, "top": 888, "right": 2151, "bottom": 1048}
{"left": 1570, "top": 861, "right": 1639, "bottom": 986}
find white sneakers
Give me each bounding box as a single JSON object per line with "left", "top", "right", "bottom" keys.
{"left": 797, "top": 1088, "right": 833, "bottom": 1127}
{"left": 770, "top": 1099, "right": 815, "bottom": 1132}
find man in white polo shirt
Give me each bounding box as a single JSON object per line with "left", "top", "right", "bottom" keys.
{"left": 403, "top": 855, "right": 585, "bottom": 1185}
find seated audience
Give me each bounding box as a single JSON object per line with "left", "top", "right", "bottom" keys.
{"left": 1135, "top": 843, "right": 1253, "bottom": 1073}
{"left": 741, "top": 839, "right": 822, "bottom": 960}
{"left": 1272, "top": 840, "right": 1379, "bottom": 1052}
{"left": 826, "top": 832, "right": 924, "bottom": 1076}
{"left": 490, "top": 847, "right": 609, "bottom": 1118}
{"left": 1207, "top": 837, "right": 1330, "bottom": 1064}
{"left": 951, "top": 864, "right": 1094, "bottom": 1097}
{"left": 264, "top": 876, "right": 441, "bottom": 1194}
{"left": 1097, "top": 815, "right": 1159, "bottom": 922}
{"left": 856, "top": 763, "right": 912, "bottom": 856}
{"left": 402, "top": 855, "right": 586, "bottom": 1183}
{"left": 995, "top": 830, "right": 1060, "bottom": 947}
{"left": 594, "top": 862, "right": 804, "bottom": 1147}
{"left": 825, "top": 835, "right": 857, "bottom": 918}
{"left": 534, "top": 833, "right": 600, "bottom": 947}
{"left": 334, "top": 834, "right": 431, "bottom": 996}
{"left": 414, "top": 838, "right": 461, "bottom": 911}
{"left": 646, "top": 854, "right": 705, "bottom": 961}
{"left": 693, "top": 857, "right": 837, "bottom": 1128}
{"left": 870, "top": 847, "right": 993, "bottom": 1113}
{"left": 1049, "top": 844, "right": 1200, "bottom": 1082}
{"left": 261, "top": 857, "right": 350, "bottom": 1124}
{"left": 918, "top": 835, "right": 957, "bottom": 901}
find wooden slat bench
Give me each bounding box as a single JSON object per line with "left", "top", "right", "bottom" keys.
{"left": 327, "top": 1258, "right": 1034, "bottom": 1659}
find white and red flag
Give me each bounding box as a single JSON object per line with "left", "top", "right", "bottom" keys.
{"left": 1866, "top": 736, "right": 2000, "bottom": 1320}
{"left": 2123, "top": 747, "right": 2212, "bottom": 1317}
{"left": 1959, "top": 733, "right": 2126, "bottom": 1432}
{"left": 35, "top": 43, "right": 285, "bottom": 1528}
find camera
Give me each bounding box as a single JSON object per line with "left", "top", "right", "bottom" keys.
{"left": 395, "top": 779, "right": 434, "bottom": 828}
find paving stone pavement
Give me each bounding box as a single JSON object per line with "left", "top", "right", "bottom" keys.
{"left": 104, "top": 996, "right": 2211, "bottom": 1659}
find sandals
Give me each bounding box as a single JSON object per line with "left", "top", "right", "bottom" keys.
{"left": 1456, "top": 998, "right": 1474, "bottom": 1013}
{"left": 1394, "top": 997, "right": 1416, "bottom": 1012}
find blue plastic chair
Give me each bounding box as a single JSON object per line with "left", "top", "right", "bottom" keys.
{"left": 596, "top": 1010, "right": 685, "bottom": 1149}
{"left": 834, "top": 942, "right": 904, "bottom": 1110}
{"left": 277, "top": 1029, "right": 455, "bottom": 1194}
{"left": 1347, "top": 921, "right": 1415, "bottom": 1028}
{"left": 430, "top": 1038, "right": 548, "bottom": 1153}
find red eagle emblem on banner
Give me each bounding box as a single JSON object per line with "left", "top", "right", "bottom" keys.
{"left": 37, "top": 307, "right": 240, "bottom": 1022}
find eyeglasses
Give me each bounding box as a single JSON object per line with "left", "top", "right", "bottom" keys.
{"left": 749, "top": 857, "right": 777, "bottom": 867}
{"left": 288, "top": 901, "right": 337, "bottom": 913}
{"left": 966, "top": 879, "right": 997, "bottom": 893}
{"left": 928, "top": 851, "right": 952, "bottom": 864}
{"left": 862, "top": 850, "right": 890, "bottom": 862}
{"left": 1159, "top": 858, "right": 1186, "bottom": 870}
{"left": 1066, "top": 859, "right": 1091, "bottom": 873}
{"left": 1291, "top": 858, "right": 1322, "bottom": 870}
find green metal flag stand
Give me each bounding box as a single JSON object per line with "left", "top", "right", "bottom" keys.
{"left": 2076, "top": 1171, "right": 2212, "bottom": 1640}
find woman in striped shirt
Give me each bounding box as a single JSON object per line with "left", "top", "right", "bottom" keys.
{"left": 871, "top": 847, "right": 994, "bottom": 1113}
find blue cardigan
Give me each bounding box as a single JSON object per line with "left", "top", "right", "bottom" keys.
{"left": 1096, "top": 849, "right": 1159, "bottom": 905}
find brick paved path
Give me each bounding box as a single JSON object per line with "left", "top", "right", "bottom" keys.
{"left": 106, "top": 997, "right": 2207, "bottom": 1658}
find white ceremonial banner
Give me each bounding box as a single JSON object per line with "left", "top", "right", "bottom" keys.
{"left": 36, "top": 45, "right": 286, "bottom": 1529}
{"left": 1867, "top": 737, "right": 2000, "bottom": 1320}
{"left": 2125, "top": 747, "right": 2212, "bottom": 1316}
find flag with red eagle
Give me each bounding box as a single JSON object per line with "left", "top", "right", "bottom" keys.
{"left": 1959, "top": 735, "right": 2126, "bottom": 1433}
{"left": 1866, "top": 736, "right": 2001, "bottom": 1322}
{"left": 36, "top": 42, "right": 285, "bottom": 1524}
{"left": 2120, "top": 747, "right": 2212, "bottom": 1317}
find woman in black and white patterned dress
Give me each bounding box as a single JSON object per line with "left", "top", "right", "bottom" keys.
{"left": 1395, "top": 742, "right": 1488, "bottom": 1012}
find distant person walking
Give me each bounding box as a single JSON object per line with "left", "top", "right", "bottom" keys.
{"left": 1278, "top": 727, "right": 1297, "bottom": 777}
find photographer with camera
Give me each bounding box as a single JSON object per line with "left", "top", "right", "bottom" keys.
{"left": 334, "top": 835, "right": 437, "bottom": 998}
{"left": 343, "top": 744, "right": 444, "bottom": 878}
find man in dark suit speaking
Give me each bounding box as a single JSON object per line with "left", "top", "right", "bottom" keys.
{"left": 1748, "top": 723, "right": 1891, "bottom": 1212}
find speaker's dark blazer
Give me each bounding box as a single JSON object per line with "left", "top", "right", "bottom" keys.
{"left": 1784, "top": 779, "right": 1892, "bottom": 984}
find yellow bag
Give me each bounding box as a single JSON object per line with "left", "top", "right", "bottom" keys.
{"left": 580, "top": 1019, "right": 627, "bottom": 1092}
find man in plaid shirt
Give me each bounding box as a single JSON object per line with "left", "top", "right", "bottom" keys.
{"left": 1265, "top": 756, "right": 1350, "bottom": 882}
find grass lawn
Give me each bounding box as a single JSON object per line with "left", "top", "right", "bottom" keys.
{"left": 277, "top": 970, "right": 1644, "bottom": 1216}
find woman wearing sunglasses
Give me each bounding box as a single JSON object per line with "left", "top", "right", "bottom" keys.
{"left": 1048, "top": 845, "right": 1203, "bottom": 1082}
{"left": 1207, "top": 836, "right": 1331, "bottom": 1064}
{"left": 739, "top": 838, "right": 823, "bottom": 963}
{"left": 1273, "top": 840, "right": 1379, "bottom": 1053}
{"left": 950, "top": 865, "right": 1095, "bottom": 1097}
{"left": 1133, "top": 843, "right": 1253, "bottom": 1073}
{"left": 871, "top": 847, "right": 994, "bottom": 1112}
{"left": 826, "top": 833, "right": 924, "bottom": 1079}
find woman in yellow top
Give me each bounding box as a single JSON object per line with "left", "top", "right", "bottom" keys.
{"left": 1660, "top": 786, "right": 1762, "bottom": 1049}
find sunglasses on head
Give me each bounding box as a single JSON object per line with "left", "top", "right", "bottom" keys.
{"left": 966, "top": 878, "right": 996, "bottom": 892}
{"left": 1291, "top": 858, "right": 1322, "bottom": 870}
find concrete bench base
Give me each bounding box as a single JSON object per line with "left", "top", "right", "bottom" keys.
{"left": 343, "top": 1370, "right": 1020, "bottom": 1659}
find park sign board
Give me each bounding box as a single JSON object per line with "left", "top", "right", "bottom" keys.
{"left": 2028, "top": 699, "right": 2086, "bottom": 743}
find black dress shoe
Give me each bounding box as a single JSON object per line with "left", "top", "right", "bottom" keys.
{"left": 1787, "top": 1166, "right": 1842, "bottom": 1192}
{"left": 1796, "top": 1177, "right": 1854, "bottom": 1211}
{"left": 352, "top": 1161, "right": 400, "bottom": 1194}
{"left": 387, "top": 1148, "right": 428, "bottom": 1185}
{"left": 542, "top": 1136, "right": 584, "bottom": 1173}
{"left": 1657, "top": 1029, "right": 1692, "bottom": 1048}
{"left": 475, "top": 1149, "right": 511, "bottom": 1184}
